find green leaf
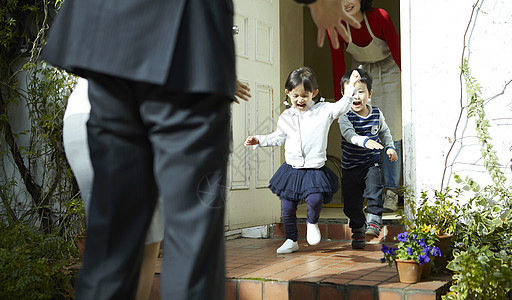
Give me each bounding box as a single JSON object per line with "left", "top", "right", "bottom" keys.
{"left": 477, "top": 222, "right": 489, "bottom": 236}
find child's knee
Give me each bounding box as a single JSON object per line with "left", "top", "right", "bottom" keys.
{"left": 306, "top": 193, "right": 324, "bottom": 207}
{"left": 281, "top": 199, "right": 298, "bottom": 216}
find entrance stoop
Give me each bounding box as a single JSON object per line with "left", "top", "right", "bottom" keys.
{"left": 223, "top": 238, "right": 451, "bottom": 300}
{"left": 148, "top": 222, "right": 452, "bottom": 300}
{"left": 147, "top": 207, "right": 451, "bottom": 299}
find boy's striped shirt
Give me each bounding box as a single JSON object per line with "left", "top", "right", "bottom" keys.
{"left": 341, "top": 106, "right": 382, "bottom": 169}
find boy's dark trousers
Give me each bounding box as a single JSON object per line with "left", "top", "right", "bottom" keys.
{"left": 341, "top": 162, "right": 384, "bottom": 229}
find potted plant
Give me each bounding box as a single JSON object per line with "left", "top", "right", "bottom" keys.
{"left": 400, "top": 187, "right": 461, "bottom": 269}
{"left": 381, "top": 225, "right": 442, "bottom": 283}
{"left": 405, "top": 188, "right": 461, "bottom": 236}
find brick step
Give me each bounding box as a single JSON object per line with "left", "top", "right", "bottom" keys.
{"left": 149, "top": 234, "right": 452, "bottom": 300}
{"left": 150, "top": 263, "right": 451, "bottom": 300}
{"left": 151, "top": 275, "right": 452, "bottom": 300}
{"left": 147, "top": 212, "right": 424, "bottom": 300}
{"left": 226, "top": 276, "right": 452, "bottom": 300}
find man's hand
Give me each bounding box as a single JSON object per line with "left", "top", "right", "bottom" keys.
{"left": 307, "top": 0, "right": 361, "bottom": 48}
{"left": 234, "top": 80, "right": 251, "bottom": 104}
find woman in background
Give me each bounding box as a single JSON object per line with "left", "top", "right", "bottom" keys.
{"left": 329, "top": 0, "right": 402, "bottom": 212}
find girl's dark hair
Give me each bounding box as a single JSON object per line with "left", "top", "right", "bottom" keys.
{"left": 360, "top": 0, "right": 373, "bottom": 12}
{"left": 284, "top": 67, "right": 320, "bottom": 107}
{"left": 285, "top": 67, "right": 319, "bottom": 93}
{"left": 340, "top": 68, "right": 372, "bottom": 93}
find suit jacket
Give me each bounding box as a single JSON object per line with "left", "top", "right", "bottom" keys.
{"left": 43, "top": 0, "right": 236, "bottom": 98}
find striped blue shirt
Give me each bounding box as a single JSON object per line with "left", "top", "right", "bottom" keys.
{"left": 338, "top": 105, "right": 394, "bottom": 169}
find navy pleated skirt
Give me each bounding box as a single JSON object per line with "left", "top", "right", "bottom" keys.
{"left": 269, "top": 163, "right": 339, "bottom": 203}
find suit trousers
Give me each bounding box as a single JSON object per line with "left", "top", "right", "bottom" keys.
{"left": 76, "top": 73, "right": 230, "bottom": 300}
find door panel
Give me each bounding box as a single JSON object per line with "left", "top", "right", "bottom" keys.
{"left": 226, "top": 0, "right": 281, "bottom": 231}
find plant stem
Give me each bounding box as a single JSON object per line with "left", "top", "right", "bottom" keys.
{"left": 441, "top": 0, "right": 480, "bottom": 189}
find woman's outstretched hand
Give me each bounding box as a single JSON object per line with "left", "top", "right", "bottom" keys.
{"left": 307, "top": 0, "right": 361, "bottom": 49}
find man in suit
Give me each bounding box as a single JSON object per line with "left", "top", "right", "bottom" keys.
{"left": 43, "top": 0, "right": 358, "bottom": 299}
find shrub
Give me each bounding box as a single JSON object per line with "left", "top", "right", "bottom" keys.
{"left": 0, "top": 223, "right": 78, "bottom": 299}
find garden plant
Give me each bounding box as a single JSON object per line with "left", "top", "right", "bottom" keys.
{"left": 1, "top": 0, "right": 80, "bottom": 298}
{"left": 439, "top": 2, "right": 512, "bottom": 297}
{"left": 381, "top": 224, "right": 442, "bottom": 268}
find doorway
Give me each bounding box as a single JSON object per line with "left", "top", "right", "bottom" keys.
{"left": 303, "top": 1, "right": 402, "bottom": 207}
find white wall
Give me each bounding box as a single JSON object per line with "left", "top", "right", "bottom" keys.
{"left": 1, "top": 57, "right": 35, "bottom": 208}
{"left": 401, "top": 0, "right": 512, "bottom": 198}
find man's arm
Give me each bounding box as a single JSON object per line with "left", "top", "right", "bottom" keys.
{"left": 234, "top": 80, "right": 251, "bottom": 103}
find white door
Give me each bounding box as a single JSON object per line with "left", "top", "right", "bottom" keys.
{"left": 226, "top": 0, "right": 282, "bottom": 231}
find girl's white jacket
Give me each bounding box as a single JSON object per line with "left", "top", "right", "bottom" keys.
{"left": 255, "top": 86, "right": 356, "bottom": 169}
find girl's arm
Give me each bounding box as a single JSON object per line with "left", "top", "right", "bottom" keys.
{"left": 245, "top": 116, "right": 287, "bottom": 148}
{"left": 338, "top": 114, "right": 368, "bottom": 147}
{"left": 329, "top": 69, "right": 360, "bottom": 119}
{"left": 330, "top": 85, "right": 356, "bottom": 119}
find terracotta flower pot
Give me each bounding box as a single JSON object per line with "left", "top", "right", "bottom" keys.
{"left": 396, "top": 259, "right": 423, "bottom": 284}
{"left": 435, "top": 234, "right": 453, "bottom": 269}
{"left": 421, "top": 261, "right": 432, "bottom": 279}
{"left": 77, "top": 235, "right": 86, "bottom": 260}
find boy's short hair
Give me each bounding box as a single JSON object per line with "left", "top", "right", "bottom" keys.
{"left": 340, "top": 68, "right": 373, "bottom": 94}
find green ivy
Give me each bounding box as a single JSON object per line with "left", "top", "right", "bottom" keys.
{"left": 1, "top": 0, "right": 81, "bottom": 235}
{"left": 442, "top": 60, "right": 512, "bottom": 299}
{"left": 1, "top": 1, "right": 82, "bottom": 297}
{"left": 445, "top": 246, "right": 512, "bottom": 300}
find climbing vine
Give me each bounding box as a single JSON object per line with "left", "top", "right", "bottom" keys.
{"left": 0, "top": 0, "right": 80, "bottom": 236}
{"left": 440, "top": 1, "right": 512, "bottom": 299}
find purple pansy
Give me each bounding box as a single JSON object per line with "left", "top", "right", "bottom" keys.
{"left": 397, "top": 231, "right": 408, "bottom": 242}
{"left": 431, "top": 246, "right": 442, "bottom": 257}
{"left": 418, "top": 254, "right": 430, "bottom": 265}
